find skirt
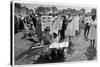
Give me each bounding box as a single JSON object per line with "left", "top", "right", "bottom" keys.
{"left": 88, "top": 26, "right": 96, "bottom": 40}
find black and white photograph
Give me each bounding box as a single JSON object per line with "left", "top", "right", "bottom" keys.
{"left": 11, "top": 0, "right": 97, "bottom": 65}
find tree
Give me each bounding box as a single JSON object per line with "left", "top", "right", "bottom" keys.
{"left": 45, "top": 7, "right": 51, "bottom": 12}
{"left": 51, "top": 6, "right": 58, "bottom": 14}
{"left": 57, "top": 10, "right": 62, "bottom": 15}
{"left": 80, "top": 8, "right": 86, "bottom": 12}
{"left": 35, "top": 6, "right": 46, "bottom": 15}
{"left": 15, "top": 3, "right": 22, "bottom": 9}
{"left": 15, "top": 3, "right": 22, "bottom": 14}
{"left": 61, "top": 9, "right": 68, "bottom": 15}
{"left": 80, "top": 8, "right": 86, "bottom": 15}
{"left": 66, "top": 8, "right": 72, "bottom": 12}
{"left": 71, "top": 9, "right": 77, "bottom": 13}
{"left": 22, "top": 6, "right": 29, "bottom": 12}
{"left": 91, "top": 8, "right": 96, "bottom": 15}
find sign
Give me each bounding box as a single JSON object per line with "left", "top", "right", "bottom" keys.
{"left": 53, "top": 17, "right": 63, "bottom": 33}
{"left": 49, "top": 41, "right": 69, "bottom": 49}
{"left": 41, "top": 16, "right": 53, "bottom": 33}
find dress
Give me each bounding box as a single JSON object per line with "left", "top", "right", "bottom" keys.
{"left": 74, "top": 16, "right": 80, "bottom": 31}
{"left": 65, "top": 16, "right": 75, "bottom": 36}
{"left": 88, "top": 20, "right": 97, "bottom": 40}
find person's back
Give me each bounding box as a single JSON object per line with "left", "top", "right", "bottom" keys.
{"left": 42, "top": 27, "right": 52, "bottom": 45}
{"left": 18, "top": 17, "right": 24, "bottom": 31}
{"left": 84, "top": 16, "right": 92, "bottom": 37}
{"left": 43, "top": 33, "right": 52, "bottom": 45}
{"left": 31, "top": 16, "right": 37, "bottom": 28}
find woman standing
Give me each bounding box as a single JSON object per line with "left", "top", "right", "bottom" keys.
{"left": 65, "top": 14, "right": 75, "bottom": 51}
{"left": 88, "top": 16, "right": 97, "bottom": 47}
{"left": 73, "top": 14, "right": 80, "bottom": 36}
{"left": 65, "top": 14, "right": 75, "bottom": 42}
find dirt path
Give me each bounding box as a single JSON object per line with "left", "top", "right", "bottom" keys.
{"left": 14, "top": 30, "right": 96, "bottom": 65}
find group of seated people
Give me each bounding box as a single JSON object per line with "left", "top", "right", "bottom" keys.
{"left": 14, "top": 13, "right": 74, "bottom": 61}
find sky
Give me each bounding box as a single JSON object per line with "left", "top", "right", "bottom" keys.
{"left": 20, "top": 3, "right": 96, "bottom": 13}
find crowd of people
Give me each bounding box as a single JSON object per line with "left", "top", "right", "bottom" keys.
{"left": 14, "top": 8, "right": 97, "bottom": 61}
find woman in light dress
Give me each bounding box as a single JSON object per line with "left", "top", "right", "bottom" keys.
{"left": 65, "top": 14, "right": 76, "bottom": 52}
{"left": 73, "top": 14, "right": 80, "bottom": 36}
{"left": 65, "top": 14, "right": 75, "bottom": 41}
{"left": 88, "top": 16, "right": 97, "bottom": 47}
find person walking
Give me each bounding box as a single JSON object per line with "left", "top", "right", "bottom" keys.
{"left": 84, "top": 14, "right": 92, "bottom": 40}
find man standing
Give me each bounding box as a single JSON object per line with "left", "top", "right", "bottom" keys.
{"left": 84, "top": 14, "right": 92, "bottom": 39}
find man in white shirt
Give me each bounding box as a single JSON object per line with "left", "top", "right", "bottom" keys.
{"left": 84, "top": 14, "right": 92, "bottom": 38}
